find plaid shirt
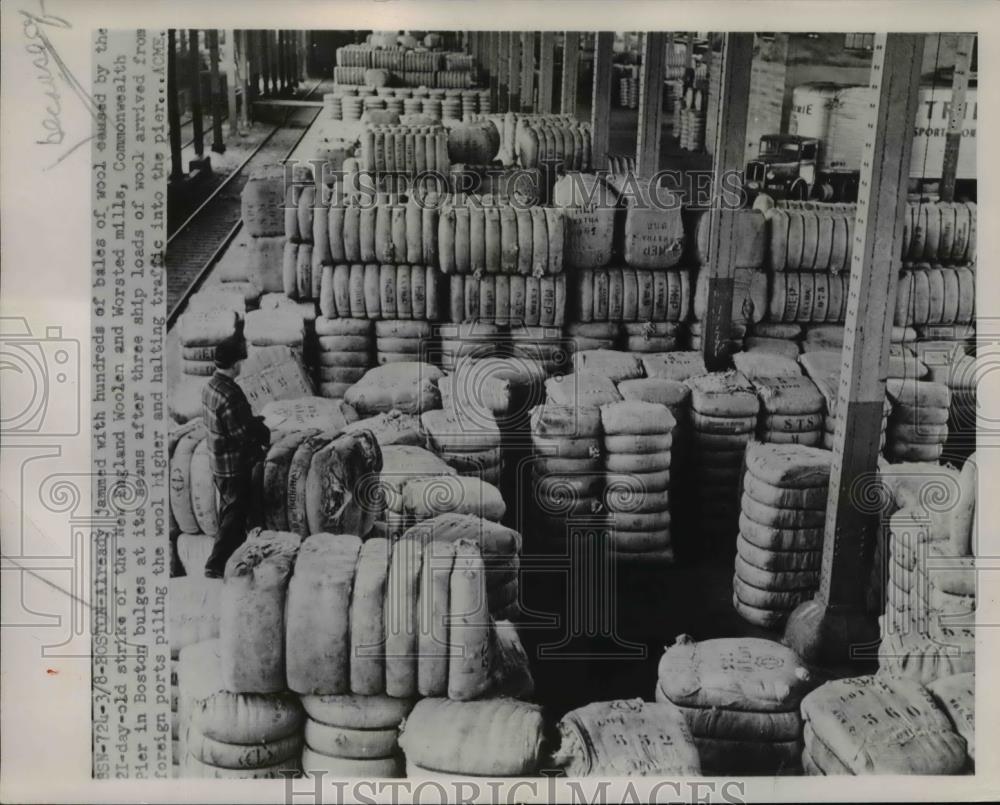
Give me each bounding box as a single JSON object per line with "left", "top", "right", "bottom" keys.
{"left": 202, "top": 371, "right": 266, "bottom": 478}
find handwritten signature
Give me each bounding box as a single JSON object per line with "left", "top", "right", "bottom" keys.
{"left": 20, "top": 0, "right": 97, "bottom": 169}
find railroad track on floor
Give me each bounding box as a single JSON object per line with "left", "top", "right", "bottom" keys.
{"left": 166, "top": 81, "right": 325, "bottom": 327}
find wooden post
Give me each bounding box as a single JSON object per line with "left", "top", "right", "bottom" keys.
{"left": 538, "top": 32, "right": 556, "bottom": 113}
{"left": 167, "top": 29, "right": 184, "bottom": 181}
{"left": 636, "top": 32, "right": 667, "bottom": 177}
{"left": 226, "top": 30, "right": 239, "bottom": 137}
{"left": 489, "top": 32, "right": 500, "bottom": 111}
{"left": 701, "top": 34, "right": 753, "bottom": 369}
{"left": 521, "top": 32, "right": 536, "bottom": 111}
{"left": 498, "top": 32, "right": 510, "bottom": 113}
{"left": 591, "top": 32, "right": 615, "bottom": 170}
{"left": 508, "top": 30, "right": 522, "bottom": 112}
{"left": 300, "top": 30, "right": 308, "bottom": 82}
{"left": 188, "top": 29, "right": 205, "bottom": 158}
{"left": 269, "top": 30, "right": 279, "bottom": 94}
{"left": 784, "top": 34, "right": 926, "bottom": 667}
{"left": 260, "top": 30, "right": 270, "bottom": 96}
{"left": 208, "top": 31, "right": 225, "bottom": 153}
{"left": 940, "top": 33, "right": 974, "bottom": 202}
{"left": 685, "top": 32, "right": 694, "bottom": 69}
{"left": 278, "top": 31, "right": 288, "bottom": 94}
{"left": 561, "top": 32, "right": 580, "bottom": 117}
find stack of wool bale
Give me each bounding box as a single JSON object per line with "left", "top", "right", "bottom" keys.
{"left": 178, "top": 310, "right": 240, "bottom": 380}
{"left": 418, "top": 412, "right": 505, "bottom": 502}
{"left": 314, "top": 317, "right": 374, "bottom": 399}
{"left": 375, "top": 320, "right": 433, "bottom": 365}
{"left": 179, "top": 639, "right": 305, "bottom": 778}
{"left": 344, "top": 362, "right": 443, "bottom": 416}
{"left": 552, "top": 699, "right": 702, "bottom": 776}
{"left": 529, "top": 403, "right": 606, "bottom": 541}
{"left": 800, "top": 350, "right": 889, "bottom": 452}
{"left": 400, "top": 698, "right": 545, "bottom": 779}
{"left": 243, "top": 308, "right": 305, "bottom": 363}
{"left": 685, "top": 371, "right": 760, "bottom": 547}
{"left": 884, "top": 378, "right": 951, "bottom": 463}
{"left": 571, "top": 268, "right": 691, "bottom": 327}
{"left": 800, "top": 675, "right": 968, "bottom": 775}
{"left": 746, "top": 322, "right": 803, "bottom": 355}
{"left": 877, "top": 457, "right": 976, "bottom": 684}
{"left": 433, "top": 358, "right": 523, "bottom": 485}
{"left": 376, "top": 445, "right": 456, "bottom": 538}
{"left": 600, "top": 400, "right": 676, "bottom": 562}
{"left": 656, "top": 635, "right": 815, "bottom": 774}
{"left": 734, "top": 352, "right": 826, "bottom": 448}
{"left": 436, "top": 322, "right": 504, "bottom": 372}
{"left": 410, "top": 513, "right": 525, "bottom": 621}
{"left": 915, "top": 341, "right": 977, "bottom": 462}
{"left": 317, "top": 262, "right": 442, "bottom": 322}
{"left": 507, "top": 325, "right": 568, "bottom": 376}
{"left": 734, "top": 442, "right": 831, "bottom": 629}
{"left": 566, "top": 321, "right": 620, "bottom": 353}
{"left": 551, "top": 173, "right": 613, "bottom": 271}
{"left": 243, "top": 164, "right": 312, "bottom": 295}
{"left": 170, "top": 577, "right": 222, "bottom": 774}
{"left": 169, "top": 419, "right": 218, "bottom": 563}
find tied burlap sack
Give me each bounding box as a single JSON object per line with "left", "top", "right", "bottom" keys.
{"left": 552, "top": 699, "right": 701, "bottom": 777}
{"left": 657, "top": 634, "right": 813, "bottom": 712}
{"left": 341, "top": 410, "right": 424, "bottom": 447}
{"left": 752, "top": 375, "right": 825, "bottom": 416}
{"left": 654, "top": 688, "right": 802, "bottom": 742}
{"left": 422, "top": 407, "right": 502, "bottom": 453}
{"left": 403, "top": 475, "right": 506, "bottom": 522}
{"left": 221, "top": 531, "right": 302, "bottom": 693}
{"left": 545, "top": 371, "right": 623, "bottom": 407}
{"left": 305, "top": 430, "right": 382, "bottom": 536}
{"left": 617, "top": 377, "right": 691, "bottom": 409}
{"left": 300, "top": 692, "right": 413, "bottom": 730}
{"left": 530, "top": 404, "right": 602, "bottom": 439}
{"left": 345, "top": 362, "right": 443, "bottom": 415}
{"left": 378, "top": 446, "right": 456, "bottom": 513}
{"left": 260, "top": 397, "right": 358, "bottom": 432}
{"left": 600, "top": 400, "right": 676, "bottom": 436}
{"left": 398, "top": 698, "right": 545, "bottom": 776}
{"left": 641, "top": 351, "right": 708, "bottom": 382}
{"left": 732, "top": 351, "right": 802, "bottom": 380}
{"left": 285, "top": 534, "right": 362, "bottom": 695}
{"left": 800, "top": 674, "right": 968, "bottom": 774}
{"left": 745, "top": 442, "right": 832, "bottom": 489}
{"left": 186, "top": 726, "right": 302, "bottom": 770}
{"left": 685, "top": 371, "right": 759, "bottom": 417}
{"left": 404, "top": 512, "right": 522, "bottom": 558}
{"left": 572, "top": 349, "right": 644, "bottom": 382}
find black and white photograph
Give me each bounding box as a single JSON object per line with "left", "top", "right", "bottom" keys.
{"left": 162, "top": 27, "right": 979, "bottom": 783}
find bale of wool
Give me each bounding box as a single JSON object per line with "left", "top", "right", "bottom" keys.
{"left": 572, "top": 349, "right": 644, "bottom": 382}
{"left": 686, "top": 371, "right": 759, "bottom": 417}
{"left": 285, "top": 534, "right": 362, "bottom": 695}
{"left": 416, "top": 539, "right": 456, "bottom": 697}
{"left": 345, "top": 362, "right": 443, "bottom": 415}
{"left": 341, "top": 410, "right": 424, "bottom": 447}
{"left": 300, "top": 692, "right": 414, "bottom": 730}
{"left": 306, "top": 429, "right": 383, "bottom": 537}
{"left": 348, "top": 537, "right": 391, "bottom": 695}
{"left": 553, "top": 699, "right": 701, "bottom": 776}
{"left": 260, "top": 397, "right": 358, "bottom": 432}
{"left": 545, "top": 371, "right": 623, "bottom": 407}
{"left": 744, "top": 442, "right": 833, "bottom": 489}
{"left": 421, "top": 407, "right": 502, "bottom": 453}
{"left": 732, "top": 351, "right": 802, "bottom": 380}
{"left": 402, "top": 475, "right": 506, "bottom": 523}
{"left": 384, "top": 532, "right": 429, "bottom": 698}
{"left": 397, "top": 698, "right": 545, "bottom": 776}
{"left": 447, "top": 539, "right": 494, "bottom": 701}
{"left": 170, "top": 577, "right": 222, "bottom": 656}
{"left": 220, "top": 530, "right": 301, "bottom": 693}
{"left": 800, "top": 675, "right": 967, "bottom": 774}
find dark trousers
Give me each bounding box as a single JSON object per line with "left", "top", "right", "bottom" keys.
{"left": 205, "top": 468, "right": 258, "bottom": 577}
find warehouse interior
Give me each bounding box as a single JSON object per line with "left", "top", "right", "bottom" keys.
{"left": 168, "top": 30, "right": 978, "bottom": 779}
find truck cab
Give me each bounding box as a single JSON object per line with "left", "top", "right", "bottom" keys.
{"left": 745, "top": 134, "right": 820, "bottom": 200}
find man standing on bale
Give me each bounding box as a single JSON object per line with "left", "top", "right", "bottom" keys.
{"left": 201, "top": 334, "right": 270, "bottom": 577}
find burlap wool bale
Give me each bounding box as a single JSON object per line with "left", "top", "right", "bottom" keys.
{"left": 183, "top": 640, "right": 305, "bottom": 747}
{"left": 641, "top": 351, "right": 707, "bottom": 382}
{"left": 655, "top": 690, "right": 803, "bottom": 742}
{"left": 545, "top": 371, "right": 622, "bottom": 407}
{"left": 600, "top": 400, "right": 676, "bottom": 435}
{"left": 421, "top": 407, "right": 501, "bottom": 453}
{"left": 402, "top": 475, "right": 506, "bottom": 522}
{"left": 300, "top": 692, "right": 414, "bottom": 730}
{"left": 341, "top": 410, "right": 424, "bottom": 447}
{"left": 733, "top": 351, "right": 802, "bottom": 380}
{"left": 552, "top": 699, "right": 701, "bottom": 777}
{"left": 800, "top": 674, "right": 967, "bottom": 774}
{"left": 220, "top": 532, "right": 301, "bottom": 693}
{"left": 397, "top": 698, "right": 545, "bottom": 776}
{"left": 686, "top": 371, "right": 759, "bottom": 417}
{"left": 345, "top": 362, "right": 442, "bottom": 414}
{"left": 745, "top": 442, "right": 832, "bottom": 489}
{"left": 530, "top": 403, "right": 602, "bottom": 439}
{"left": 187, "top": 727, "right": 302, "bottom": 770}
{"left": 657, "top": 634, "right": 814, "bottom": 712}
{"left": 285, "top": 534, "right": 362, "bottom": 695}
{"left": 572, "top": 349, "right": 644, "bottom": 382}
